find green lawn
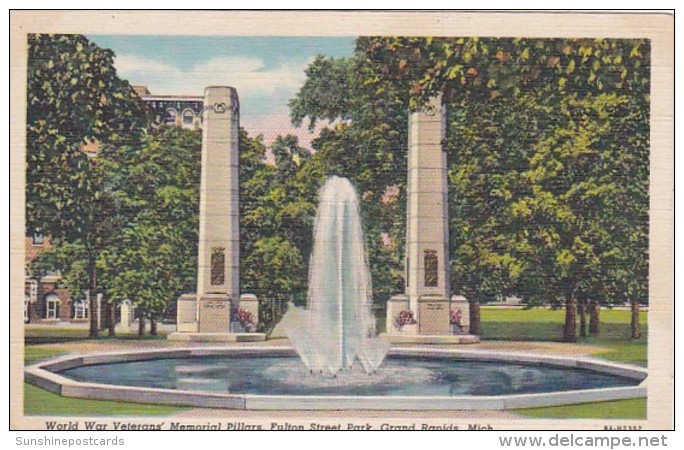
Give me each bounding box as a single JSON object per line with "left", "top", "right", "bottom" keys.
{"left": 516, "top": 398, "right": 646, "bottom": 420}
{"left": 24, "top": 383, "right": 185, "bottom": 416}
{"left": 25, "top": 346, "right": 68, "bottom": 365}
{"left": 24, "top": 346, "right": 184, "bottom": 416}
{"left": 24, "top": 327, "right": 168, "bottom": 345}
{"left": 481, "top": 308, "right": 647, "bottom": 366}
{"left": 24, "top": 338, "right": 186, "bottom": 416}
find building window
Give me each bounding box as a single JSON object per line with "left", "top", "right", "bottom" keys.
{"left": 164, "top": 108, "right": 178, "bottom": 125}
{"left": 73, "top": 299, "right": 88, "bottom": 320}
{"left": 424, "top": 250, "right": 438, "bottom": 288}
{"left": 182, "top": 109, "right": 194, "bottom": 126}
{"left": 28, "top": 279, "right": 38, "bottom": 302}
{"left": 45, "top": 294, "right": 60, "bottom": 319}
{"left": 32, "top": 232, "right": 44, "bottom": 246}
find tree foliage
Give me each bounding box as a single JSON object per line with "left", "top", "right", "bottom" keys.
{"left": 26, "top": 34, "right": 147, "bottom": 239}
{"left": 98, "top": 126, "right": 201, "bottom": 328}
{"left": 240, "top": 132, "right": 320, "bottom": 330}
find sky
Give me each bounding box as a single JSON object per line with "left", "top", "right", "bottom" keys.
{"left": 88, "top": 35, "right": 356, "bottom": 148}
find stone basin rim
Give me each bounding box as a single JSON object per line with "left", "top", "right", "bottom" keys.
{"left": 24, "top": 346, "right": 648, "bottom": 411}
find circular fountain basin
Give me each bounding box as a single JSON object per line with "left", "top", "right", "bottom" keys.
{"left": 25, "top": 347, "right": 647, "bottom": 411}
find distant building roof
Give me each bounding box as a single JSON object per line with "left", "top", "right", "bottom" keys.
{"left": 142, "top": 94, "right": 204, "bottom": 102}
{"left": 134, "top": 88, "right": 204, "bottom": 130}
{"left": 132, "top": 85, "right": 151, "bottom": 96}
{"left": 132, "top": 85, "right": 202, "bottom": 102}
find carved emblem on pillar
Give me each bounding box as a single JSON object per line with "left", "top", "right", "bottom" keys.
{"left": 210, "top": 247, "right": 225, "bottom": 285}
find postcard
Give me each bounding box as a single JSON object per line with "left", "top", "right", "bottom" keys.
{"left": 10, "top": 10, "right": 674, "bottom": 431}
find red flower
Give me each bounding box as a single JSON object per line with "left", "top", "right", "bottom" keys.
{"left": 236, "top": 308, "right": 254, "bottom": 327}
{"left": 450, "top": 308, "right": 463, "bottom": 325}
{"left": 394, "top": 310, "right": 417, "bottom": 330}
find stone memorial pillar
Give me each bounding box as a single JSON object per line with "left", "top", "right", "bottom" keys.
{"left": 405, "top": 94, "right": 451, "bottom": 335}
{"left": 175, "top": 86, "right": 239, "bottom": 333}
{"left": 196, "top": 86, "right": 240, "bottom": 333}
{"left": 170, "top": 86, "right": 265, "bottom": 342}
{"left": 382, "top": 93, "right": 478, "bottom": 344}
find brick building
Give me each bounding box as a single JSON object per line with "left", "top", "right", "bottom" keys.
{"left": 24, "top": 234, "right": 91, "bottom": 324}
{"left": 133, "top": 85, "right": 203, "bottom": 130}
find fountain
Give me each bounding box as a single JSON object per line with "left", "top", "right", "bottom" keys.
{"left": 285, "top": 176, "right": 389, "bottom": 376}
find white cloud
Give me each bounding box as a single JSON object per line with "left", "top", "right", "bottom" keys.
{"left": 114, "top": 54, "right": 307, "bottom": 99}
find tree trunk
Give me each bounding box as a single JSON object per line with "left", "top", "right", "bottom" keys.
{"left": 99, "top": 300, "right": 107, "bottom": 331}
{"left": 138, "top": 314, "right": 146, "bottom": 337}
{"left": 589, "top": 299, "right": 600, "bottom": 334}
{"left": 563, "top": 293, "right": 577, "bottom": 342}
{"left": 631, "top": 299, "right": 641, "bottom": 339}
{"left": 578, "top": 298, "right": 587, "bottom": 338}
{"left": 150, "top": 317, "right": 158, "bottom": 336}
{"left": 469, "top": 298, "right": 482, "bottom": 336}
{"left": 107, "top": 301, "right": 116, "bottom": 337}
{"left": 88, "top": 257, "right": 99, "bottom": 338}
{"left": 103, "top": 298, "right": 111, "bottom": 331}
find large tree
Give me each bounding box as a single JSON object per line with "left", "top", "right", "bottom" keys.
{"left": 26, "top": 34, "right": 147, "bottom": 336}
{"left": 445, "top": 92, "right": 545, "bottom": 335}
{"left": 507, "top": 92, "right": 649, "bottom": 341}
{"left": 99, "top": 126, "right": 201, "bottom": 336}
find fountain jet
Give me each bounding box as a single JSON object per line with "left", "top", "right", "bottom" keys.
{"left": 286, "top": 176, "right": 389, "bottom": 375}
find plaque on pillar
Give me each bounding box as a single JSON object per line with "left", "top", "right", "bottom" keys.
{"left": 198, "top": 293, "right": 231, "bottom": 333}
{"left": 210, "top": 247, "right": 226, "bottom": 286}
{"left": 417, "top": 296, "right": 450, "bottom": 335}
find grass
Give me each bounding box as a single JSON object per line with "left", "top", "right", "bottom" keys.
{"left": 481, "top": 307, "right": 647, "bottom": 324}
{"left": 24, "top": 326, "right": 168, "bottom": 345}
{"left": 24, "top": 383, "right": 185, "bottom": 416}
{"left": 23, "top": 345, "right": 185, "bottom": 416}
{"left": 25, "top": 346, "right": 68, "bottom": 365}
{"left": 515, "top": 398, "right": 647, "bottom": 420}
{"left": 592, "top": 340, "right": 647, "bottom": 366}
{"left": 480, "top": 308, "right": 647, "bottom": 366}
